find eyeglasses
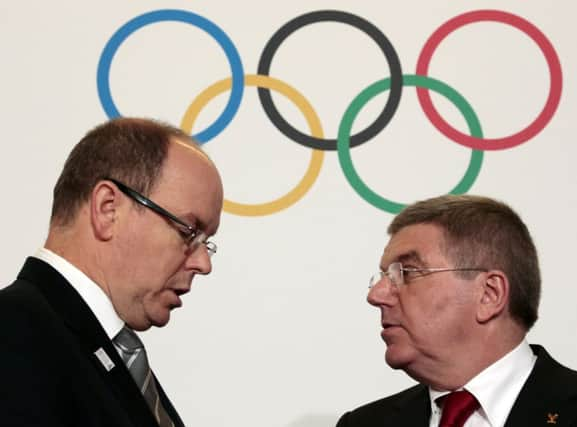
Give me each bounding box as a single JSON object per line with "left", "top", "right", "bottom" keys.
{"left": 369, "top": 262, "right": 487, "bottom": 288}
{"left": 106, "top": 178, "right": 216, "bottom": 257}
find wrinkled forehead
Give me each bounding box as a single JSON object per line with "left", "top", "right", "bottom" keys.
{"left": 381, "top": 223, "right": 449, "bottom": 266}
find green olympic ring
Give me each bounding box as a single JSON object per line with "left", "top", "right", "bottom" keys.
{"left": 337, "top": 74, "right": 484, "bottom": 213}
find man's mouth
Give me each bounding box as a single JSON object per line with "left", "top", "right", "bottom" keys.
{"left": 380, "top": 322, "right": 402, "bottom": 337}
{"left": 167, "top": 289, "right": 188, "bottom": 309}
{"left": 381, "top": 321, "right": 398, "bottom": 329}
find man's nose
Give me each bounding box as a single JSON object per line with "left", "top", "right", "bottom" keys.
{"left": 367, "top": 275, "right": 397, "bottom": 306}
{"left": 184, "top": 244, "right": 212, "bottom": 275}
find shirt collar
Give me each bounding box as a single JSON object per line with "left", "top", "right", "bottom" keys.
{"left": 33, "top": 247, "right": 125, "bottom": 339}
{"left": 429, "top": 339, "right": 536, "bottom": 427}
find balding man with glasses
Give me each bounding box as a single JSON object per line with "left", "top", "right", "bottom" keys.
{"left": 336, "top": 195, "right": 577, "bottom": 427}
{"left": 0, "top": 118, "right": 223, "bottom": 427}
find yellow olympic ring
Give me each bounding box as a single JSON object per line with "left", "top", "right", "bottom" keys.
{"left": 181, "top": 74, "right": 325, "bottom": 216}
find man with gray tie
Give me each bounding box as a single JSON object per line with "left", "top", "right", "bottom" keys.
{"left": 336, "top": 195, "right": 577, "bottom": 427}
{"left": 0, "top": 117, "right": 223, "bottom": 426}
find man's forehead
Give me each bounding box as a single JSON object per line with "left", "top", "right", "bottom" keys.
{"left": 381, "top": 223, "right": 445, "bottom": 264}
{"left": 171, "top": 137, "right": 210, "bottom": 162}
{"left": 160, "top": 137, "right": 220, "bottom": 181}
{"left": 151, "top": 140, "right": 223, "bottom": 233}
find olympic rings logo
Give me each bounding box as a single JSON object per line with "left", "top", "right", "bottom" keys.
{"left": 97, "top": 9, "right": 562, "bottom": 215}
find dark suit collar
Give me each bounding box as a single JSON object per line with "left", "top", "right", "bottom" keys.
{"left": 391, "top": 384, "right": 431, "bottom": 427}
{"left": 17, "top": 257, "right": 162, "bottom": 427}
{"left": 155, "top": 373, "right": 185, "bottom": 427}
{"left": 19, "top": 257, "right": 110, "bottom": 341}
{"left": 504, "top": 344, "right": 577, "bottom": 426}
{"left": 377, "top": 345, "right": 577, "bottom": 427}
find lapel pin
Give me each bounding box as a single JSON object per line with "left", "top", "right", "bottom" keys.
{"left": 94, "top": 347, "right": 115, "bottom": 371}
{"left": 547, "top": 413, "right": 559, "bottom": 424}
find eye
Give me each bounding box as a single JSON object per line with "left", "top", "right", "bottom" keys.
{"left": 401, "top": 265, "right": 425, "bottom": 280}
{"left": 176, "top": 226, "right": 195, "bottom": 242}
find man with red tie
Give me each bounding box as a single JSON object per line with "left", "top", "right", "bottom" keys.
{"left": 336, "top": 195, "right": 577, "bottom": 427}
{"left": 0, "top": 118, "right": 223, "bottom": 426}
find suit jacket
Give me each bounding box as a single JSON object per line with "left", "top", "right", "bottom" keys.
{"left": 336, "top": 345, "right": 577, "bottom": 427}
{"left": 0, "top": 257, "right": 185, "bottom": 427}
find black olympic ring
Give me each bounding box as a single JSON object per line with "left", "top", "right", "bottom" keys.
{"left": 257, "top": 10, "right": 403, "bottom": 151}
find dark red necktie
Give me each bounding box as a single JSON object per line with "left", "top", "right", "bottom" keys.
{"left": 436, "top": 390, "right": 480, "bottom": 427}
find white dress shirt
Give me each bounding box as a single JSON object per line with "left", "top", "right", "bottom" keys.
{"left": 429, "top": 339, "right": 537, "bottom": 427}
{"left": 34, "top": 247, "right": 124, "bottom": 340}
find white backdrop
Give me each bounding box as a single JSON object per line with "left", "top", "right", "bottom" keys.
{"left": 1, "top": 1, "right": 575, "bottom": 426}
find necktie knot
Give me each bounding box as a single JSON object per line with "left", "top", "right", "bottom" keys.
{"left": 436, "top": 390, "right": 479, "bottom": 427}
{"left": 112, "top": 327, "right": 148, "bottom": 388}
{"left": 114, "top": 326, "right": 145, "bottom": 353}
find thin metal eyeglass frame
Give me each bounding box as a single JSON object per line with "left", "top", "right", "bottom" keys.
{"left": 105, "top": 177, "right": 216, "bottom": 255}
{"left": 369, "top": 262, "right": 487, "bottom": 288}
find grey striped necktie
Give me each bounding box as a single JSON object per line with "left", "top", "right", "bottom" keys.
{"left": 113, "top": 327, "right": 174, "bottom": 427}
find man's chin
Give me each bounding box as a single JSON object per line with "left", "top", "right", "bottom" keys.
{"left": 149, "top": 310, "right": 171, "bottom": 328}
{"left": 140, "top": 305, "right": 172, "bottom": 329}
{"left": 384, "top": 346, "right": 412, "bottom": 370}
{"left": 119, "top": 301, "right": 172, "bottom": 331}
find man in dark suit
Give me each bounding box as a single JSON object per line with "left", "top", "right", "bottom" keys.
{"left": 337, "top": 195, "right": 577, "bottom": 427}
{"left": 0, "top": 118, "right": 223, "bottom": 426}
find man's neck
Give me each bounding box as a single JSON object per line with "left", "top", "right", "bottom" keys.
{"left": 411, "top": 328, "right": 526, "bottom": 390}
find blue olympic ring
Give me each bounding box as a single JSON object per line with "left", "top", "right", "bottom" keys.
{"left": 96, "top": 9, "right": 244, "bottom": 143}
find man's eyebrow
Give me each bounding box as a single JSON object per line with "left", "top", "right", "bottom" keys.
{"left": 190, "top": 216, "right": 204, "bottom": 230}
{"left": 396, "top": 251, "right": 426, "bottom": 266}
{"left": 381, "top": 250, "right": 425, "bottom": 269}
{"left": 177, "top": 211, "right": 200, "bottom": 228}
{"left": 183, "top": 214, "right": 218, "bottom": 236}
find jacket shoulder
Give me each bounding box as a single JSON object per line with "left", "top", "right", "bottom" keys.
{"left": 336, "top": 384, "right": 428, "bottom": 427}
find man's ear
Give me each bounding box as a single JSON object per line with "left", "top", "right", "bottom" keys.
{"left": 90, "top": 181, "right": 119, "bottom": 241}
{"left": 476, "top": 270, "right": 510, "bottom": 323}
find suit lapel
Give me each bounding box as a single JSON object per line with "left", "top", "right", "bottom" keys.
{"left": 155, "top": 372, "right": 185, "bottom": 427}
{"left": 505, "top": 345, "right": 577, "bottom": 427}
{"left": 391, "top": 385, "right": 431, "bottom": 427}
{"left": 18, "top": 257, "right": 160, "bottom": 427}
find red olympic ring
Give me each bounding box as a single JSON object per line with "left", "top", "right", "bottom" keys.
{"left": 416, "top": 10, "right": 563, "bottom": 150}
